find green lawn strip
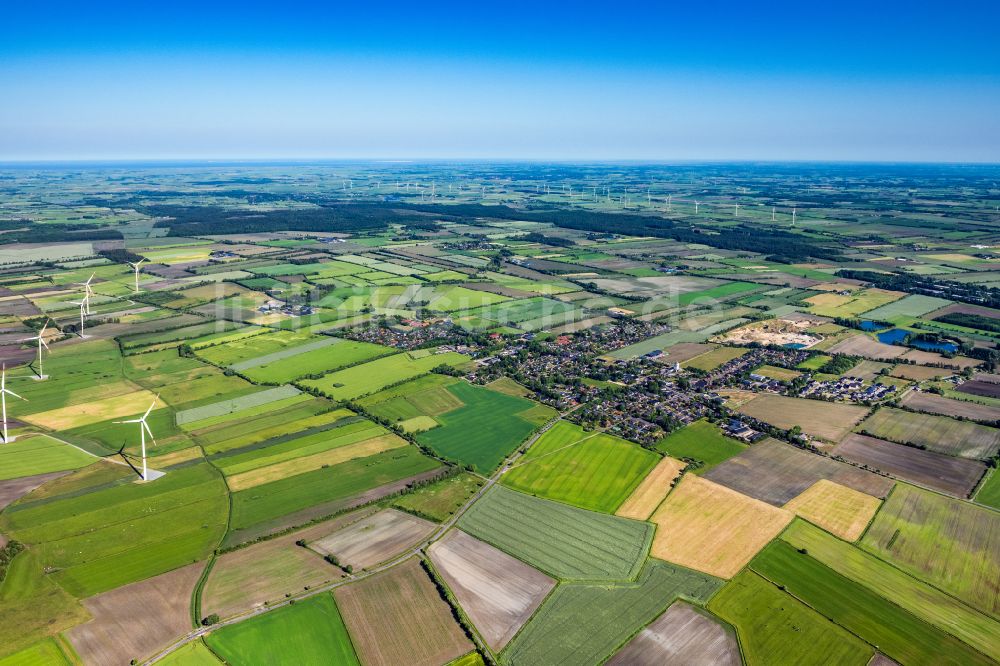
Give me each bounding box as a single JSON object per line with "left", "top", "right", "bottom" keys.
{"left": 0, "top": 637, "right": 72, "bottom": 666}
{"left": 708, "top": 570, "right": 873, "bottom": 666}
{"left": 238, "top": 339, "right": 394, "bottom": 383}
{"left": 0, "top": 436, "right": 95, "bottom": 481}
{"left": 157, "top": 639, "right": 223, "bottom": 665}
{"left": 751, "top": 540, "right": 994, "bottom": 666}
{"left": 654, "top": 420, "right": 747, "bottom": 473}
{"left": 782, "top": 520, "right": 1000, "bottom": 659}
{"left": 213, "top": 421, "right": 386, "bottom": 476}
{"left": 500, "top": 560, "right": 722, "bottom": 665}
{"left": 205, "top": 593, "right": 359, "bottom": 666}
{"left": 501, "top": 431, "right": 658, "bottom": 513}
{"left": 175, "top": 385, "right": 303, "bottom": 427}
{"left": 416, "top": 382, "right": 538, "bottom": 472}
{"left": 300, "top": 351, "right": 470, "bottom": 401}
{"left": 228, "top": 446, "right": 441, "bottom": 530}
{"left": 973, "top": 468, "right": 1000, "bottom": 509}
{"left": 457, "top": 486, "right": 651, "bottom": 580}
{"left": 206, "top": 414, "right": 362, "bottom": 461}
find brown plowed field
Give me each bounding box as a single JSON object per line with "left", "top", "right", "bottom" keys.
{"left": 67, "top": 562, "right": 204, "bottom": 665}
{"left": 334, "top": 557, "right": 472, "bottom": 666}
{"left": 310, "top": 509, "right": 435, "bottom": 570}
{"left": 429, "top": 529, "right": 555, "bottom": 650}
{"left": 606, "top": 601, "right": 741, "bottom": 666}
{"left": 704, "top": 438, "right": 893, "bottom": 505}
{"left": 833, "top": 433, "right": 986, "bottom": 497}
{"left": 901, "top": 391, "right": 1000, "bottom": 423}
{"left": 202, "top": 508, "right": 378, "bottom": 618}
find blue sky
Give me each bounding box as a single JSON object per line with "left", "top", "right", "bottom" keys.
{"left": 1, "top": 1, "right": 998, "bottom": 161}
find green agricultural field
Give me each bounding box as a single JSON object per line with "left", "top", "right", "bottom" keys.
{"left": 299, "top": 350, "right": 470, "bottom": 400}
{"left": 0, "top": 549, "right": 89, "bottom": 659}
{"left": 417, "top": 382, "right": 541, "bottom": 471}
{"left": 860, "top": 483, "right": 1000, "bottom": 617}
{"left": 796, "top": 354, "right": 832, "bottom": 370}
{"left": 237, "top": 337, "right": 393, "bottom": 383}
{"left": 708, "top": 570, "right": 873, "bottom": 666}
{"left": 751, "top": 540, "right": 994, "bottom": 666}
{"left": 425, "top": 285, "right": 511, "bottom": 311}
{"left": 359, "top": 374, "right": 463, "bottom": 422}
{"left": 228, "top": 446, "right": 441, "bottom": 536}
{"left": 212, "top": 418, "right": 386, "bottom": 476}
{"left": 175, "top": 385, "right": 303, "bottom": 427}
{"left": 781, "top": 521, "right": 1000, "bottom": 660}
{"left": 502, "top": 423, "right": 658, "bottom": 512}
{"left": 389, "top": 472, "right": 484, "bottom": 522}
{"left": 0, "top": 462, "right": 228, "bottom": 597}
{"left": 461, "top": 296, "right": 582, "bottom": 330}
{"left": 683, "top": 346, "right": 749, "bottom": 371}
{"left": 0, "top": 435, "right": 95, "bottom": 480}
{"left": 194, "top": 329, "right": 315, "bottom": 366}
{"left": 857, "top": 407, "right": 1000, "bottom": 460}
{"left": 858, "top": 294, "right": 953, "bottom": 320}
{"left": 655, "top": 420, "right": 747, "bottom": 473}
{"left": 156, "top": 640, "right": 221, "bottom": 666}
{"left": 458, "top": 486, "right": 652, "bottom": 580}
{"left": 974, "top": 469, "right": 1000, "bottom": 509}
{"left": 195, "top": 402, "right": 347, "bottom": 455}
{"left": 0, "top": 638, "right": 73, "bottom": 666}
{"left": 500, "top": 560, "right": 722, "bottom": 665}
{"left": 677, "top": 281, "right": 761, "bottom": 306}
{"left": 204, "top": 594, "right": 359, "bottom": 666}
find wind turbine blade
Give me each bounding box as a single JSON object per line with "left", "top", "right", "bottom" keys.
{"left": 39, "top": 338, "right": 50, "bottom": 350}
{"left": 113, "top": 418, "right": 143, "bottom": 424}
{"left": 3, "top": 388, "right": 25, "bottom": 401}
{"left": 142, "top": 396, "right": 158, "bottom": 420}
{"left": 142, "top": 421, "right": 156, "bottom": 444}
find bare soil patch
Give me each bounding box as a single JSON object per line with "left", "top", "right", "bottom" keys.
{"left": 704, "top": 438, "right": 892, "bottom": 506}
{"left": 0, "top": 471, "right": 70, "bottom": 511}
{"left": 833, "top": 433, "right": 986, "bottom": 498}
{"left": 901, "top": 391, "right": 1000, "bottom": 423}
{"left": 957, "top": 379, "right": 1000, "bottom": 399}
{"left": 606, "top": 601, "right": 740, "bottom": 666}
{"left": 310, "top": 508, "right": 435, "bottom": 570}
{"left": 428, "top": 529, "right": 555, "bottom": 650}
{"left": 334, "top": 557, "right": 472, "bottom": 666}
{"left": 67, "top": 562, "right": 204, "bottom": 665}
{"left": 203, "top": 508, "right": 378, "bottom": 618}
{"left": 828, "top": 334, "right": 907, "bottom": 360}
{"left": 736, "top": 394, "right": 869, "bottom": 442}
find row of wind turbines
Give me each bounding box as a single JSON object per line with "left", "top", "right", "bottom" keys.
{"left": 2, "top": 259, "right": 160, "bottom": 481}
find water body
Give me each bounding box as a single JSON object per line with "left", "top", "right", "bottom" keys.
{"left": 859, "top": 320, "right": 886, "bottom": 331}
{"left": 877, "top": 328, "right": 958, "bottom": 353}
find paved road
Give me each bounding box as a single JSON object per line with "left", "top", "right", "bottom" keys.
{"left": 144, "top": 411, "right": 568, "bottom": 664}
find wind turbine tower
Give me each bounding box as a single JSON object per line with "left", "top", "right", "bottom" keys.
{"left": 77, "top": 274, "right": 96, "bottom": 314}
{"left": 22, "top": 320, "right": 51, "bottom": 380}
{"left": 695, "top": 201, "right": 700, "bottom": 214}
{"left": 114, "top": 395, "right": 159, "bottom": 482}
{"left": 71, "top": 300, "right": 88, "bottom": 338}
{"left": 792, "top": 208, "right": 797, "bottom": 226}
{"left": 128, "top": 258, "right": 146, "bottom": 293}
{"left": 772, "top": 206, "right": 776, "bottom": 222}
{"left": 667, "top": 194, "right": 672, "bottom": 211}
{"left": 0, "top": 365, "right": 26, "bottom": 443}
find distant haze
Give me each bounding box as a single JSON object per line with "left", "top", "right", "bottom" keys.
{"left": 2, "top": 1, "right": 998, "bottom": 162}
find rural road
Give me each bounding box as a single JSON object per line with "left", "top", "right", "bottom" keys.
{"left": 144, "top": 409, "right": 571, "bottom": 665}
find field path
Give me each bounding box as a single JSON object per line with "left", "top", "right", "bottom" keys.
{"left": 143, "top": 408, "right": 571, "bottom": 665}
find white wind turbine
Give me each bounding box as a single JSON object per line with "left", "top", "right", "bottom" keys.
{"left": 77, "top": 274, "right": 96, "bottom": 314}
{"left": 22, "top": 320, "right": 52, "bottom": 380}
{"left": 70, "top": 299, "right": 88, "bottom": 338}
{"left": 127, "top": 258, "right": 146, "bottom": 293}
{"left": 1, "top": 365, "right": 26, "bottom": 443}
{"left": 114, "top": 395, "right": 159, "bottom": 481}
